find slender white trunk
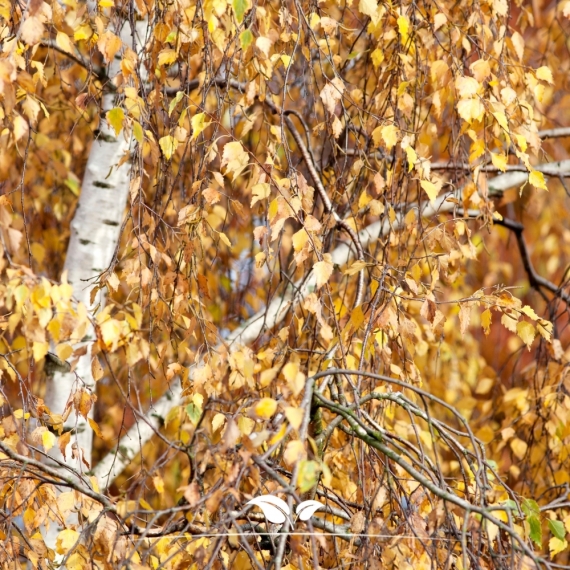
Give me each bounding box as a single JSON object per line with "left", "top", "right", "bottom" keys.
{"left": 45, "top": 16, "right": 147, "bottom": 471}
{"left": 42, "top": 10, "right": 148, "bottom": 560}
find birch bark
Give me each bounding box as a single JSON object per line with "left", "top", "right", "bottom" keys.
{"left": 44, "top": 14, "right": 148, "bottom": 472}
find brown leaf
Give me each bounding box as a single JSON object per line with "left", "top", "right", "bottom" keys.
{"left": 20, "top": 17, "right": 45, "bottom": 45}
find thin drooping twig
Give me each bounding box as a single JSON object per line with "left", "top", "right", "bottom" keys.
{"left": 167, "top": 78, "right": 366, "bottom": 307}
{"left": 92, "top": 157, "right": 563, "bottom": 489}
{"left": 91, "top": 191, "right": 458, "bottom": 489}
{"left": 311, "top": 370, "right": 548, "bottom": 569}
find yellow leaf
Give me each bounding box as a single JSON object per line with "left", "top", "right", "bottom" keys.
{"left": 314, "top": 256, "right": 334, "bottom": 288}
{"left": 269, "top": 423, "right": 287, "bottom": 445}
{"left": 20, "top": 16, "right": 45, "bottom": 45}
{"left": 455, "top": 76, "right": 482, "bottom": 97}
{"left": 254, "top": 398, "right": 278, "bottom": 419}
{"left": 106, "top": 107, "right": 124, "bottom": 136}
{"left": 359, "top": 0, "right": 381, "bottom": 24}
{"left": 510, "top": 437, "right": 528, "bottom": 460}
{"left": 434, "top": 12, "right": 447, "bottom": 30}
{"left": 283, "top": 361, "right": 306, "bottom": 396}
{"left": 521, "top": 305, "right": 539, "bottom": 320}
{"left": 284, "top": 407, "right": 304, "bottom": 430}
{"left": 88, "top": 418, "right": 103, "bottom": 438}
{"left": 13, "top": 114, "right": 29, "bottom": 142}
{"left": 529, "top": 170, "right": 547, "bottom": 190}
{"left": 221, "top": 141, "right": 249, "bottom": 180}
{"left": 212, "top": 413, "right": 226, "bottom": 432}
{"left": 319, "top": 77, "right": 344, "bottom": 114}
{"left": 32, "top": 341, "right": 48, "bottom": 361}
{"left": 381, "top": 124, "right": 398, "bottom": 150}
{"left": 74, "top": 24, "right": 93, "bottom": 42}
{"left": 537, "top": 319, "right": 553, "bottom": 342}
{"left": 56, "top": 32, "right": 74, "bottom": 54}
{"left": 457, "top": 98, "right": 485, "bottom": 123}
{"left": 517, "top": 321, "right": 536, "bottom": 350}
{"left": 159, "top": 135, "right": 177, "bottom": 160}
{"left": 420, "top": 180, "right": 438, "bottom": 202}
{"left": 492, "top": 111, "right": 509, "bottom": 131}
{"left": 97, "top": 31, "right": 122, "bottom": 63}
{"left": 405, "top": 146, "right": 417, "bottom": 171}
{"left": 56, "top": 529, "right": 80, "bottom": 555}
{"left": 153, "top": 475, "right": 165, "bottom": 494}
{"left": 475, "top": 377, "right": 494, "bottom": 394}
{"left": 292, "top": 228, "right": 309, "bottom": 252}
{"left": 397, "top": 15, "right": 410, "bottom": 45}
{"left": 157, "top": 48, "right": 177, "bottom": 67}
{"left": 251, "top": 183, "right": 270, "bottom": 206}
{"left": 133, "top": 121, "right": 144, "bottom": 143}
{"left": 218, "top": 231, "right": 232, "bottom": 249}
{"left": 371, "top": 48, "right": 384, "bottom": 68}
{"left": 491, "top": 153, "right": 507, "bottom": 172}
{"left": 549, "top": 537, "right": 568, "bottom": 557}
{"left": 536, "top": 66, "right": 554, "bottom": 84}
{"left": 42, "top": 429, "right": 56, "bottom": 451}
{"left": 481, "top": 308, "right": 492, "bottom": 334}
{"left": 284, "top": 439, "right": 307, "bottom": 465}
{"left": 190, "top": 112, "right": 209, "bottom": 141}
{"left": 345, "top": 260, "right": 370, "bottom": 276}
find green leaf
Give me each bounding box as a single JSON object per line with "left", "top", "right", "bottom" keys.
{"left": 503, "top": 499, "right": 518, "bottom": 511}
{"left": 168, "top": 90, "right": 184, "bottom": 116}
{"left": 240, "top": 29, "right": 253, "bottom": 50}
{"left": 548, "top": 519, "right": 566, "bottom": 541}
{"left": 521, "top": 498, "right": 540, "bottom": 517}
{"left": 529, "top": 515, "right": 542, "bottom": 547}
{"left": 232, "top": 0, "right": 248, "bottom": 23}
{"left": 296, "top": 460, "right": 320, "bottom": 493}
{"left": 106, "top": 107, "right": 124, "bottom": 136}
{"left": 186, "top": 403, "right": 202, "bottom": 426}
{"left": 64, "top": 176, "right": 80, "bottom": 196}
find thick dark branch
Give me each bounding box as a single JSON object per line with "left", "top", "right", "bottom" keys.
{"left": 461, "top": 209, "right": 569, "bottom": 305}
{"left": 39, "top": 39, "right": 106, "bottom": 81}
{"left": 478, "top": 215, "right": 570, "bottom": 306}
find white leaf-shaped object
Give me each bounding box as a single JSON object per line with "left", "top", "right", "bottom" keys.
{"left": 295, "top": 500, "right": 325, "bottom": 521}
{"left": 245, "top": 495, "right": 291, "bottom": 524}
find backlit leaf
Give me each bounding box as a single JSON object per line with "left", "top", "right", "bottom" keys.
{"left": 106, "top": 107, "right": 124, "bottom": 136}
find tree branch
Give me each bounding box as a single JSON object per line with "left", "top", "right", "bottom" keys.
{"left": 486, "top": 216, "right": 570, "bottom": 306}
{"left": 92, "top": 159, "right": 564, "bottom": 490}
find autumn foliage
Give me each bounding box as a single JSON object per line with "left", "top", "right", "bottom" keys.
{"left": 2, "top": 0, "right": 570, "bottom": 568}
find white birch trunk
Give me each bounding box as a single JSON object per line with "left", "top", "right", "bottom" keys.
{"left": 45, "top": 16, "right": 147, "bottom": 472}
{"left": 42, "top": 10, "right": 148, "bottom": 560}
